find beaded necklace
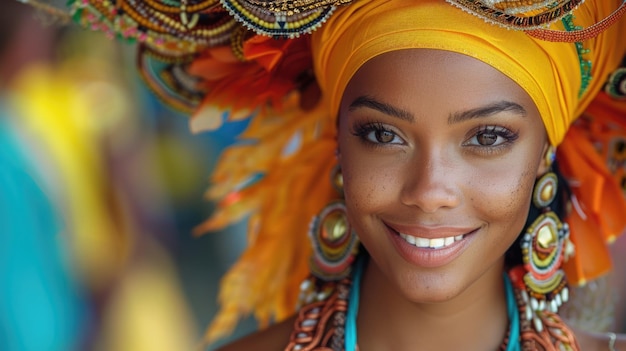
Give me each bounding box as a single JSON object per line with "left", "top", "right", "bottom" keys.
{"left": 287, "top": 259, "right": 579, "bottom": 351}
{"left": 344, "top": 256, "right": 521, "bottom": 351}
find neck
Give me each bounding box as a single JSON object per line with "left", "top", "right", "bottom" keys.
{"left": 356, "top": 258, "right": 509, "bottom": 351}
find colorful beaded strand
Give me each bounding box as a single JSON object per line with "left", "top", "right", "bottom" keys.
{"left": 561, "top": 14, "right": 592, "bottom": 97}
{"left": 527, "top": 0, "right": 626, "bottom": 42}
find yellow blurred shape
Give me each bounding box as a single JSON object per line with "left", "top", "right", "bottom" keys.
{"left": 10, "top": 63, "right": 133, "bottom": 291}
{"left": 95, "top": 241, "right": 199, "bottom": 351}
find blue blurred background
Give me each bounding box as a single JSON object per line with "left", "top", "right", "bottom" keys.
{"left": 0, "top": 2, "right": 256, "bottom": 350}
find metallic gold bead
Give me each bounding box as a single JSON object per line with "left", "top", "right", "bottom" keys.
{"left": 537, "top": 224, "right": 557, "bottom": 249}
{"left": 540, "top": 183, "right": 555, "bottom": 203}
{"left": 321, "top": 211, "right": 348, "bottom": 243}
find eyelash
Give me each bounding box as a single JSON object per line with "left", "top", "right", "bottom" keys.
{"left": 464, "top": 125, "right": 519, "bottom": 153}
{"left": 351, "top": 121, "right": 519, "bottom": 153}
{"left": 351, "top": 121, "right": 404, "bottom": 147}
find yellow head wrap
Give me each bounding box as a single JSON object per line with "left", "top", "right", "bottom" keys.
{"left": 312, "top": 0, "right": 625, "bottom": 146}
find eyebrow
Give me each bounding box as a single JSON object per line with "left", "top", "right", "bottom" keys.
{"left": 448, "top": 101, "right": 527, "bottom": 124}
{"left": 348, "top": 95, "right": 414, "bottom": 122}
{"left": 348, "top": 96, "right": 527, "bottom": 124}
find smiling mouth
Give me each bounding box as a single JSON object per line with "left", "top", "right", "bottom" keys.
{"left": 397, "top": 233, "right": 465, "bottom": 249}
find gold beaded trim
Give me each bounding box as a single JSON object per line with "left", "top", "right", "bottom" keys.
{"left": 446, "top": 0, "right": 584, "bottom": 30}
{"left": 219, "top": 0, "right": 343, "bottom": 38}
{"left": 244, "top": 0, "right": 353, "bottom": 14}
{"left": 492, "top": 0, "right": 556, "bottom": 14}
{"left": 447, "top": 0, "right": 626, "bottom": 43}
{"left": 69, "top": 0, "right": 236, "bottom": 55}
{"left": 527, "top": 1, "right": 626, "bottom": 42}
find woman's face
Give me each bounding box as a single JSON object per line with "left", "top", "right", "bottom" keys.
{"left": 338, "top": 49, "right": 549, "bottom": 302}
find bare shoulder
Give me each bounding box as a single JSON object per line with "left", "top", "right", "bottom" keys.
{"left": 214, "top": 315, "right": 297, "bottom": 351}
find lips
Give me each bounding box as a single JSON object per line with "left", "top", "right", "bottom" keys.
{"left": 384, "top": 222, "right": 478, "bottom": 268}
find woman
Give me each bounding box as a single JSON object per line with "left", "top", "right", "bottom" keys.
{"left": 19, "top": 0, "right": 626, "bottom": 349}
{"left": 212, "top": 1, "right": 626, "bottom": 349}
{"left": 213, "top": 0, "right": 626, "bottom": 349}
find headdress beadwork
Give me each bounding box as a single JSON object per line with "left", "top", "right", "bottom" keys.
{"left": 20, "top": 0, "right": 625, "bottom": 114}
{"left": 445, "top": 0, "right": 584, "bottom": 30}
{"left": 220, "top": 0, "right": 344, "bottom": 38}
{"left": 447, "top": 0, "right": 626, "bottom": 42}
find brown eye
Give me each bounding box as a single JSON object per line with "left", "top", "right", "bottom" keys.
{"left": 376, "top": 130, "right": 396, "bottom": 143}
{"left": 464, "top": 125, "right": 518, "bottom": 150}
{"left": 476, "top": 132, "right": 497, "bottom": 146}
{"left": 353, "top": 123, "right": 403, "bottom": 145}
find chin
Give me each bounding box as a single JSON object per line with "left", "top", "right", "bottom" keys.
{"left": 390, "top": 265, "right": 470, "bottom": 303}
{"left": 408, "top": 284, "right": 465, "bottom": 304}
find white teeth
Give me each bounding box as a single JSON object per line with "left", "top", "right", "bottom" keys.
{"left": 415, "top": 237, "right": 430, "bottom": 247}
{"left": 430, "top": 238, "right": 445, "bottom": 248}
{"left": 399, "top": 233, "right": 464, "bottom": 249}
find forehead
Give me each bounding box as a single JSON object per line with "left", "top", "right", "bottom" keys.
{"left": 341, "top": 49, "right": 537, "bottom": 115}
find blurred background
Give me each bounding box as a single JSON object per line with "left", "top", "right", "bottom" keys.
{"left": 0, "top": 2, "right": 256, "bottom": 350}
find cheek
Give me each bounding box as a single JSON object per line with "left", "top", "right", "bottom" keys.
{"left": 470, "top": 157, "right": 537, "bottom": 235}
{"left": 341, "top": 153, "right": 394, "bottom": 215}
{"left": 338, "top": 132, "right": 401, "bottom": 218}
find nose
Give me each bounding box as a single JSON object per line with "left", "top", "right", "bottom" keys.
{"left": 400, "top": 152, "right": 461, "bottom": 213}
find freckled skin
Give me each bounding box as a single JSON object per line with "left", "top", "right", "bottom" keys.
{"left": 338, "top": 49, "right": 550, "bottom": 304}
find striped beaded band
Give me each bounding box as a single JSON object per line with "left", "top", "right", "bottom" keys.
{"left": 220, "top": 0, "right": 339, "bottom": 38}
{"left": 562, "top": 14, "right": 592, "bottom": 97}
{"left": 445, "top": 0, "right": 585, "bottom": 30}
{"left": 528, "top": 0, "right": 626, "bottom": 42}
{"left": 447, "top": 0, "right": 626, "bottom": 43}
{"left": 68, "top": 0, "right": 236, "bottom": 56}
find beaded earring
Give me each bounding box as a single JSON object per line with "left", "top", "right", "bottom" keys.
{"left": 512, "top": 146, "right": 572, "bottom": 332}
{"left": 308, "top": 166, "right": 360, "bottom": 281}
{"left": 297, "top": 165, "right": 360, "bottom": 309}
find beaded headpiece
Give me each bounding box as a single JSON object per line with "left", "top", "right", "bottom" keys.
{"left": 22, "top": 0, "right": 624, "bottom": 116}
{"left": 17, "top": 0, "right": 626, "bottom": 345}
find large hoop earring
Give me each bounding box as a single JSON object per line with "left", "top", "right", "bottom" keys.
{"left": 513, "top": 167, "right": 572, "bottom": 332}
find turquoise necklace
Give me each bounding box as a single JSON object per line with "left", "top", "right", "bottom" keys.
{"left": 344, "top": 257, "right": 521, "bottom": 351}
